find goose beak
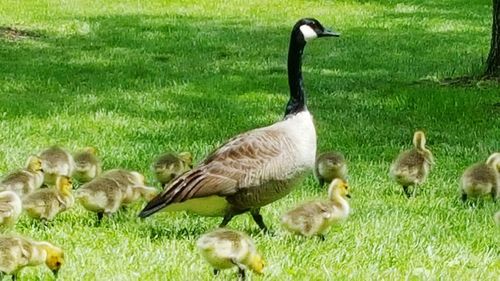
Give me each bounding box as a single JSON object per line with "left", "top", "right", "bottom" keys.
{"left": 319, "top": 28, "right": 340, "bottom": 37}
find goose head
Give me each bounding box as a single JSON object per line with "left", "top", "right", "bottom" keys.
{"left": 294, "top": 18, "right": 340, "bottom": 44}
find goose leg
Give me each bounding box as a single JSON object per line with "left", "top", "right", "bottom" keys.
{"left": 219, "top": 213, "right": 234, "bottom": 228}
{"left": 402, "top": 186, "right": 411, "bottom": 198}
{"left": 250, "top": 209, "right": 268, "bottom": 233}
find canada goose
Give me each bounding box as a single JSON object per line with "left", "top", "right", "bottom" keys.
{"left": 39, "top": 146, "right": 74, "bottom": 186}
{"left": 72, "top": 147, "right": 102, "bottom": 184}
{"left": 389, "top": 131, "right": 434, "bottom": 197}
{"left": 0, "top": 155, "right": 44, "bottom": 197}
{"left": 151, "top": 152, "right": 193, "bottom": 186}
{"left": 139, "top": 18, "right": 339, "bottom": 232}
{"left": 22, "top": 176, "right": 74, "bottom": 221}
{"left": 197, "top": 228, "right": 265, "bottom": 280}
{"left": 460, "top": 152, "right": 500, "bottom": 202}
{"left": 0, "top": 235, "right": 63, "bottom": 280}
{"left": 0, "top": 191, "right": 22, "bottom": 227}
{"left": 281, "top": 179, "right": 350, "bottom": 240}
{"left": 315, "top": 151, "right": 347, "bottom": 185}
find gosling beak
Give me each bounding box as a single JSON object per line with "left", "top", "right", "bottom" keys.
{"left": 40, "top": 169, "right": 45, "bottom": 173}
{"left": 346, "top": 194, "right": 351, "bottom": 198}
{"left": 319, "top": 28, "right": 341, "bottom": 37}
{"left": 52, "top": 269, "right": 59, "bottom": 278}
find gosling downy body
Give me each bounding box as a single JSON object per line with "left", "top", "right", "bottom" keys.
{"left": 0, "top": 191, "right": 22, "bottom": 227}
{"left": 0, "top": 235, "right": 63, "bottom": 280}
{"left": 39, "top": 146, "right": 74, "bottom": 186}
{"left": 139, "top": 18, "right": 340, "bottom": 232}
{"left": 389, "top": 131, "right": 434, "bottom": 197}
{"left": 23, "top": 176, "right": 74, "bottom": 221}
{"left": 315, "top": 152, "right": 347, "bottom": 185}
{"left": 197, "top": 228, "right": 264, "bottom": 280}
{"left": 0, "top": 156, "right": 44, "bottom": 197}
{"left": 460, "top": 152, "right": 500, "bottom": 202}
{"left": 76, "top": 176, "right": 125, "bottom": 222}
{"left": 152, "top": 152, "right": 193, "bottom": 186}
{"left": 100, "top": 169, "right": 157, "bottom": 204}
{"left": 281, "top": 179, "right": 350, "bottom": 240}
{"left": 72, "top": 147, "right": 102, "bottom": 184}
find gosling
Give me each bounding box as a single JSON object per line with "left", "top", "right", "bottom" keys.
{"left": 197, "top": 228, "right": 265, "bottom": 280}
{"left": 460, "top": 152, "right": 500, "bottom": 202}
{"left": 72, "top": 147, "right": 102, "bottom": 184}
{"left": 151, "top": 152, "right": 193, "bottom": 186}
{"left": 389, "top": 131, "right": 434, "bottom": 197}
{"left": 0, "top": 191, "right": 22, "bottom": 227}
{"left": 39, "top": 146, "right": 74, "bottom": 186}
{"left": 100, "top": 169, "right": 158, "bottom": 204}
{"left": 0, "top": 235, "right": 64, "bottom": 280}
{"left": 281, "top": 179, "right": 350, "bottom": 240}
{"left": 0, "top": 155, "right": 44, "bottom": 197}
{"left": 315, "top": 151, "right": 347, "bottom": 185}
{"left": 22, "top": 176, "right": 74, "bottom": 221}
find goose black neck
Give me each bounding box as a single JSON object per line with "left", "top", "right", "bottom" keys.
{"left": 285, "top": 33, "right": 307, "bottom": 117}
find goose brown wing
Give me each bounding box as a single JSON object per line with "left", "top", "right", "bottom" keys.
{"left": 139, "top": 129, "right": 289, "bottom": 218}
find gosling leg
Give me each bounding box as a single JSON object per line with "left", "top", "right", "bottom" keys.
{"left": 318, "top": 234, "right": 326, "bottom": 241}
{"left": 402, "top": 186, "right": 411, "bottom": 198}
{"left": 461, "top": 193, "right": 467, "bottom": 202}
{"left": 96, "top": 212, "right": 104, "bottom": 226}
{"left": 237, "top": 267, "right": 246, "bottom": 281}
{"left": 213, "top": 269, "right": 220, "bottom": 275}
{"left": 250, "top": 209, "right": 268, "bottom": 233}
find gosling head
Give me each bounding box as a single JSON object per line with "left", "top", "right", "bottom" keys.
{"left": 486, "top": 152, "right": 500, "bottom": 173}
{"left": 293, "top": 18, "right": 340, "bottom": 44}
{"left": 178, "top": 152, "right": 193, "bottom": 168}
{"left": 41, "top": 242, "right": 64, "bottom": 277}
{"left": 56, "top": 176, "right": 73, "bottom": 196}
{"left": 249, "top": 253, "right": 265, "bottom": 275}
{"left": 25, "top": 155, "right": 43, "bottom": 173}
{"left": 413, "top": 131, "right": 427, "bottom": 150}
{"left": 328, "top": 179, "right": 350, "bottom": 200}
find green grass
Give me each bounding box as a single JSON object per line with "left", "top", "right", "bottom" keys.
{"left": 1, "top": 0, "right": 499, "bottom": 280}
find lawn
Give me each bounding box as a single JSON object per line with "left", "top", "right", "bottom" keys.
{"left": 1, "top": 0, "right": 499, "bottom": 280}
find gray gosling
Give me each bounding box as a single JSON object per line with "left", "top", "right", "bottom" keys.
{"left": 151, "top": 152, "right": 193, "bottom": 186}
{"left": 0, "top": 155, "right": 44, "bottom": 197}
{"left": 197, "top": 228, "right": 265, "bottom": 280}
{"left": 389, "top": 131, "right": 434, "bottom": 197}
{"left": 0, "top": 235, "right": 64, "bottom": 280}
{"left": 0, "top": 191, "right": 22, "bottom": 228}
{"left": 39, "top": 146, "right": 74, "bottom": 186}
{"left": 460, "top": 152, "right": 500, "bottom": 202}
{"left": 22, "top": 176, "right": 74, "bottom": 221}
{"left": 315, "top": 151, "right": 347, "bottom": 185}
{"left": 72, "top": 147, "right": 102, "bottom": 184}
{"left": 281, "top": 179, "right": 350, "bottom": 240}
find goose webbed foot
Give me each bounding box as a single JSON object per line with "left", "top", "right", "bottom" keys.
{"left": 219, "top": 213, "right": 235, "bottom": 228}
{"left": 250, "top": 209, "right": 269, "bottom": 233}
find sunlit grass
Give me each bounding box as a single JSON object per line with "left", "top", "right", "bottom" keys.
{"left": 0, "top": 0, "right": 499, "bottom": 280}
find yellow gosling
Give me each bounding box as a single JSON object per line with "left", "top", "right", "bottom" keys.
{"left": 0, "top": 235, "right": 64, "bottom": 280}
{"left": 197, "top": 228, "right": 264, "bottom": 280}
{"left": 72, "top": 147, "right": 102, "bottom": 184}
{"left": 281, "top": 179, "right": 350, "bottom": 240}
{"left": 389, "top": 131, "right": 434, "bottom": 197}
{"left": 39, "top": 146, "right": 74, "bottom": 186}
{"left": 0, "top": 191, "right": 22, "bottom": 227}
{"left": 0, "top": 156, "right": 44, "bottom": 197}
{"left": 22, "top": 176, "right": 74, "bottom": 221}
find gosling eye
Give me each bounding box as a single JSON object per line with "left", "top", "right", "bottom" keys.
{"left": 55, "top": 261, "right": 61, "bottom": 267}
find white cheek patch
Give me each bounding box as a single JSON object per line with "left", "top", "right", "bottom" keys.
{"left": 299, "top": 25, "right": 318, "bottom": 42}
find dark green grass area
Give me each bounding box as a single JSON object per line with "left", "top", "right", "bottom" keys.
{"left": 0, "top": 0, "right": 499, "bottom": 280}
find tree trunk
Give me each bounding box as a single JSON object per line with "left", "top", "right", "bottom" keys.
{"left": 485, "top": 0, "right": 500, "bottom": 77}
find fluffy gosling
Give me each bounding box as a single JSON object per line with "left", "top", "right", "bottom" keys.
{"left": 0, "top": 155, "right": 44, "bottom": 197}
{"left": 76, "top": 176, "right": 125, "bottom": 222}
{"left": 281, "top": 179, "right": 350, "bottom": 240}
{"left": 39, "top": 146, "right": 74, "bottom": 186}
{"left": 100, "top": 169, "right": 157, "bottom": 204}
{"left": 460, "top": 152, "right": 500, "bottom": 202}
{"left": 315, "top": 151, "right": 347, "bottom": 185}
{"left": 151, "top": 152, "right": 193, "bottom": 186}
{"left": 0, "top": 235, "right": 63, "bottom": 280}
{"left": 23, "top": 176, "right": 74, "bottom": 221}
{"left": 197, "top": 228, "right": 265, "bottom": 280}
{"left": 389, "top": 131, "right": 434, "bottom": 197}
{"left": 0, "top": 191, "right": 22, "bottom": 227}
{"left": 72, "top": 147, "right": 102, "bottom": 184}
